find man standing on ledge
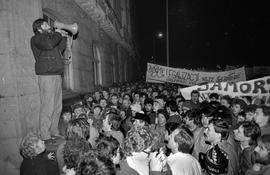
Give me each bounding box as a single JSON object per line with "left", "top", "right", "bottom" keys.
{"left": 31, "top": 18, "right": 67, "bottom": 144}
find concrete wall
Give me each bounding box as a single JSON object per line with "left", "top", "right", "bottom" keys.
{"left": 0, "top": 0, "right": 42, "bottom": 174}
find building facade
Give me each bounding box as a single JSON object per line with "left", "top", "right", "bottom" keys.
{"left": 0, "top": 0, "right": 139, "bottom": 174}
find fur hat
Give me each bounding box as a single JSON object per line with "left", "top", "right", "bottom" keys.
{"left": 205, "top": 144, "right": 229, "bottom": 174}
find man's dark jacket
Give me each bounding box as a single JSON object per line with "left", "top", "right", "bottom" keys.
{"left": 31, "top": 32, "right": 67, "bottom": 75}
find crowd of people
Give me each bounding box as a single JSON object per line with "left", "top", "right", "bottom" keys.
{"left": 19, "top": 82, "right": 270, "bottom": 175}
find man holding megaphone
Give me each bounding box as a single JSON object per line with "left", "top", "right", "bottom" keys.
{"left": 30, "top": 18, "right": 77, "bottom": 144}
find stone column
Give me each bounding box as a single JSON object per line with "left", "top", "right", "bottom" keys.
{"left": 0, "top": 0, "right": 42, "bottom": 174}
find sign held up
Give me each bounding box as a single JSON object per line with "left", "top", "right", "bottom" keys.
{"left": 146, "top": 63, "right": 246, "bottom": 86}
{"left": 180, "top": 76, "right": 270, "bottom": 106}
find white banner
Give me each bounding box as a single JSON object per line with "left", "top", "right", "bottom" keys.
{"left": 180, "top": 76, "right": 270, "bottom": 106}
{"left": 146, "top": 63, "right": 246, "bottom": 86}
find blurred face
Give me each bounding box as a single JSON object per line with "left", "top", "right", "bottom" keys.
{"left": 167, "top": 129, "right": 179, "bottom": 151}
{"left": 184, "top": 117, "right": 194, "bottom": 129}
{"left": 246, "top": 112, "right": 256, "bottom": 121}
{"left": 158, "top": 113, "right": 167, "bottom": 126}
{"left": 40, "top": 22, "right": 51, "bottom": 33}
{"left": 152, "top": 92, "right": 158, "bottom": 99}
{"left": 221, "top": 99, "right": 230, "bottom": 108}
{"left": 153, "top": 101, "right": 161, "bottom": 112}
{"left": 204, "top": 123, "right": 219, "bottom": 143}
{"left": 122, "top": 99, "right": 130, "bottom": 108}
{"left": 94, "top": 91, "right": 101, "bottom": 99}
{"left": 120, "top": 110, "right": 126, "bottom": 120}
{"left": 74, "top": 107, "right": 84, "bottom": 116}
{"left": 87, "top": 96, "right": 93, "bottom": 102}
{"left": 34, "top": 139, "right": 46, "bottom": 154}
{"left": 102, "top": 91, "right": 109, "bottom": 98}
{"left": 191, "top": 93, "right": 200, "bottom": 103}
{"left": 234, "top": 125, "right": 250, "bottom": 142}
{"left": 111, "top": 96, "right": 118, "bottom": 104}
{"left": 145, "top": 103, "right": 153, "bottom": 112}
{"left": 232, "top": 104, "right": 242, "bottom": 115}
{"left": 134, "top": 94, "right": 140, "bottom": 102}
{"left": 93, "top": 107, "right": 101, "bottom": 116}
{"left": 201, "top": 115, "right": 213, "bottom": 128}
{"left": 62, "top": 112, "right": 72, "bottom": 122}
{"left": 255, "top": 108, "right": 269, "bottom": 127}
{"left": 100, "top": 99, "right": 107, "bottom": 108}
{"left": 140, "top": 96, "right": 146, "bottom": 104}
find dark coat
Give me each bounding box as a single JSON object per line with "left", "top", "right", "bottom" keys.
{"left": 31, "top": 31, "right": 67, "bottom": 75}
{"left": 20, "top": 151, "right": 60, "bottom": 175}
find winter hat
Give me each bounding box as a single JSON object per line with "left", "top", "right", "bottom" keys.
{"left": 205, "top": 144, "right": 229, "bottom": 174}
{"left": 133, "top": 112, "right": 150, "bottom": 124}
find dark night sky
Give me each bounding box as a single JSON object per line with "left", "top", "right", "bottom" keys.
{"left": 135, "top": 0, "right": 270, "bottom": 70}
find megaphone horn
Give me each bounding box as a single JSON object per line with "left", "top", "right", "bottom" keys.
{"left": 54, "top": 21, "right": 78, "bottom": 35}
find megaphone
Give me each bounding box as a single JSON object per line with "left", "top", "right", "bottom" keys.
{"left": 54, "top": 21, "right": 78, "bottom": 35}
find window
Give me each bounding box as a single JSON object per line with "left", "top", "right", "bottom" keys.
{"left": 43, "top": 11, "right": 74, "bottom": 91}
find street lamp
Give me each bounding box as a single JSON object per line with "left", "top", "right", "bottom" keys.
{"left": 152, "top": 32, "right": 164, "bottom": 63}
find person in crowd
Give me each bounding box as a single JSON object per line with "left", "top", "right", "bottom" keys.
{"left": 118, "top": 126, "right": 160, "bottom": 175}
{"left": 131, "top": 112, "right": 151, "bottom": 129}
{"left": 102, "top": 88, "right": 110, "bottom": 100}
{"left": 62, "top": 137, "right": 91, "bottom": 174}
{"left": 144, "top": 98, "right": 156, "bottom": 125}
{"left": 102, "top": 112, "right": 124, "bottom": 145}
{"left": 56, "top": 118, "right": 90, "bottom": 173}
{"left": 220, "top": 95, "right": 232, "bottom": 109}
{"left": 93, "top": 91, "right": 102, "bottom": 104}
{"left": 190, "top": 90, "right": 201, "bottom": 107}
{"left": 231, "top": 98, "right": 247, "bottom": 129}
{"left": 72, "top": 103, "right": 86, "bottom": 118}
{"left": 96, "top": 134, "right": 121, "bottom": 166}
{"left": 140, "top": 92, "right": 148, "bottom": 108}
{"left": 183, "top": 109, "right": 206, "bottom": 160}
{"left": 84, "top": 93, "right": 94, "bottom": 109}
{"left": 110, "top": 93, "right": 120, "bottom": 109}
{"left": 76, "top": 149, "right": 116, "bottom": 175}
{"left": 100, "top": 98, "right": 109, "bottom": 111}
{"left": 151, "top": 89, "right": 160, "bottom": 99}
{"left": 165, "top": 125, "right": 202, "bottom": 175}
{"left": 165, "top": 100, "right": 182, "bottom": 124}
{"left": 234, "top": 121, "right": 261, "bottom": 174}
{"left": 245, "top": 105, "right": 257, "bottom": 122}
{"left": 209, "top": 93, "right": 220, "bottom": 102}
{"left": 132, "top": 91, "right": 141, "bottom": 105}
{"left": 255, "top": 105, "right": 270, "bottom": 135}
{"left": 204, "top": 118, "right": 239, "bottom": 175}
{"left": 31, "top": 18, "right": 67, "bottom": 143}
{"left": 246, "top": 134, "right": 270, "bottom": 175}
{"left": 204, "top": 144, "right": 229, "bottom": 175}
{"left": 20, "top": 132, "right": 59, "bottom": 175}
